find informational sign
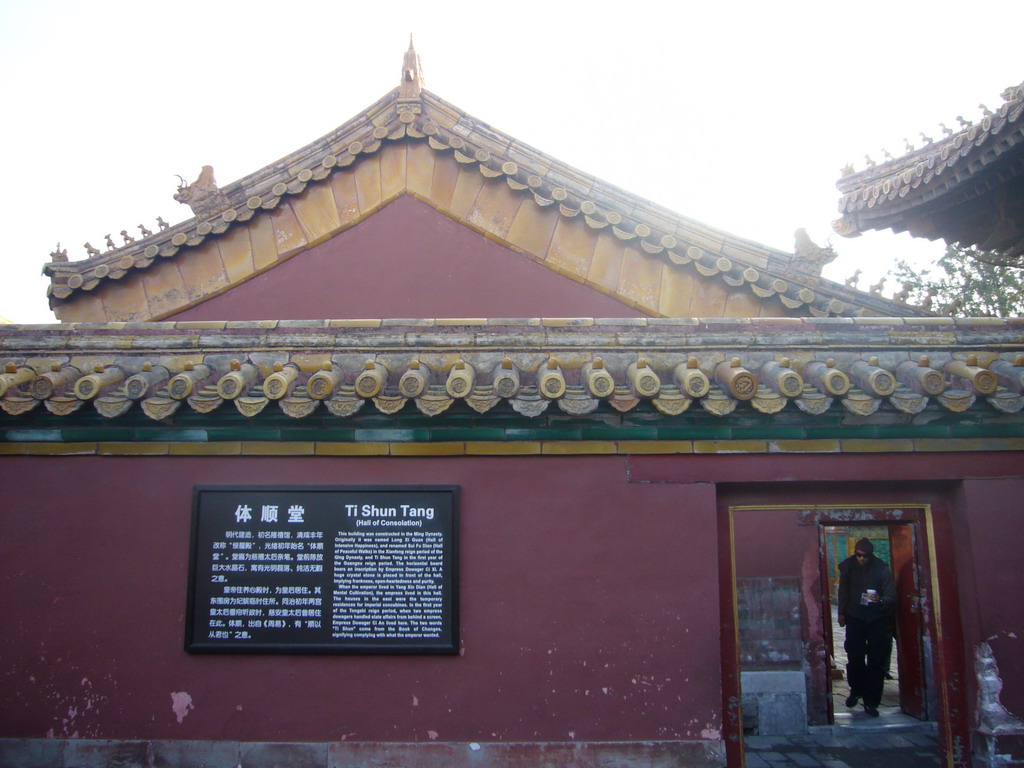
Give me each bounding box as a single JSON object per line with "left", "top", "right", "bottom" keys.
{"left": 186, "top": 486, "right": 458, "bottom": 654}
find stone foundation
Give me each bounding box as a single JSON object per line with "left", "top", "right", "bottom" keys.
{"left": 0, "top": 738, "right": 726, "bottom": 768}
{"left": 741, "top": 670, "right": 808, "bottom": 735}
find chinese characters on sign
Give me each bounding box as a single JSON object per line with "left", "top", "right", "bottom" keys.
{"left": 187, "top": 486, "right": 458, "bottom": 654}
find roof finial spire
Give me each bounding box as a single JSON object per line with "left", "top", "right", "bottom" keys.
{"left": 400, "top": 35, "right": 423, "bottom": 99}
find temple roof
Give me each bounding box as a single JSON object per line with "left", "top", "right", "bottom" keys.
{"left": 834, "top": 80, "right": 1024, "bottom": 258}
{"left": 41, "top": 48, "right": 927, "bottom": 321}
{"left": 7, "top": 52, "right": 1022, "bottom": 452}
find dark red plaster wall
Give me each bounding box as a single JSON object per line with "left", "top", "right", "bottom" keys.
{"left": 734, "top": 508, "right": 815, "bottom": 579}
{"left": 169, "top": 197, "right": 646, "bottom": 321}
{"left": 0, "top": 456, "right": 717, "bottom": 743}
{"left": 959, "top": 478, "right": 1024, "bottom": 719}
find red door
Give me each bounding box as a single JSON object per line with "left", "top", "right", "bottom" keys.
{"left": 818, "top": 525, "right": 836, "bottom": 724}
{"left": 890, "top": 523, "right": 927, "bottom": 719}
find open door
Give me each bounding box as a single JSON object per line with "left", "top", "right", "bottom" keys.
{"left": 818, "top": 525, "right": 836, "bottom": 724}
{"left": 890, "top": 523, "right": 927, "bottom": 719}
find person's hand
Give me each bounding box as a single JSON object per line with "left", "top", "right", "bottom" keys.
{"left": 838, "top": 614, "right": 845, "bottom": 627}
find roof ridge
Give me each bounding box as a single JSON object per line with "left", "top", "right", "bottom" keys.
{"left": 837, "top": 80, "right": 1024, "bottom": 185}
{"left": 834, "top": 79, "right": 1024, "bottom": 241}
{"left": 43, "top": 81, "right": 927, "bottom": 318}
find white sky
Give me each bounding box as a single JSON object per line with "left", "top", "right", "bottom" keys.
{"left": 1, "top": 0, "right": 1021, "bottom": 322}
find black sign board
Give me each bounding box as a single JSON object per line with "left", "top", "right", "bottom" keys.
{"left": 187, "top": 485, "right": 459, "bottom": 654}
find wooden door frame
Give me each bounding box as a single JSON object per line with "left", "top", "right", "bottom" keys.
{"left": 720, "top": 502, "right": 968, "bottom": 768}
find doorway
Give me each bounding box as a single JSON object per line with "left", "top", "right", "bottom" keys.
{"left": 821, "top": 522, "right": 933, "bottom": 726}
{"left": 721, "top": 496, "right": 969, "bottom": 768}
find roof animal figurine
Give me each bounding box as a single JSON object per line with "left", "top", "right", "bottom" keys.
{"left": 48, "top": 243, "right": 68, "bottom": 263}
{"left": 844, "top": 269, "right": 861, "bottom": 289}
{"left": 941, "top": 296, "right": 963, "bottom": 316}
{"left": 921, "top": 287, "right": 938, "bottom": 311}
{"left": 790, "top": 228, "right": 836, "bottom": 278}
{"left": 893, "top": 282, "right": 913, "bottom": 304}
{"left": 173, "top": 166, "right": 232, "bottom": 219}
{"left": 869, "top": 276, "right": 886, "bottom": 296}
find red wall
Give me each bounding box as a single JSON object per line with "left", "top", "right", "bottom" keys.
{"left": 0, "top": 455, "right": 719, "bottom": 743}
{"left": 169, "top": 196, "right": 647, "bottom": 321}
{"left": 3, "top": 451, "right": 1021, "bottom": 747}
{"left": 959, "top": 478, "right": 1024, "bottom": 719}
{"left": 734, "top": 508, "right": 815, "bottom": 579}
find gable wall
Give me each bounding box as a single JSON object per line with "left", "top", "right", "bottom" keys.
{"left": 167, "top": 196, "right": 647, "bottom": 321}
{"left": 53, "top": 146, "right": 798, "bottom": 323}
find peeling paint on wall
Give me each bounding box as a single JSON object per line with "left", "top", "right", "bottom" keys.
{"left": 976, "top": 643, "right": 1023, "bottom": 734}
{"left": 170, "top": 691, "right": 194, "bottom": 724}
{"left": 41, "top": 673, "right": 111, "bottom": 738}
{"left": 973, "top": 642, "right": 1024, "bottom": 768}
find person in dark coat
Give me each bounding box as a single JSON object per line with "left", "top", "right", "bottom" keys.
{"left": 837, "top": 538, "right": 896, "bottom": 717}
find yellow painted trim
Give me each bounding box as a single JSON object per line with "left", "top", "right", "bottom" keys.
{"left": 916, "top": 438, "right": 1024, "bottom": 452}
{"left": 390, "top": 442, "right": 466, "bottom": 456}
{"left": 169, "top": 442, "right": 243, "bottom": 455}
{"left": 23, "top": 442, "right": 96, "bottom": 455}
{"left": 617, "top": 440, "right": 693, "bottom": 454}
{"left": 694, "top": 440, "right": 768, "bottom": 454}
{"left": 465, "top": 441, "right": 541, "bottom": 455}
{"left": 173, "top": 321, "right": 227, "bottom": 330}
{"left": 226, "top": 320, "right": 278, "bottom": 329}
{"left": 841, "top": 439, "right": 915, "bottom": 453}
{"left": 770, "top": 439, "right": 840, "bottom": 453}
{"left": 241, "top": 442, "right": 315, "bottom": 456}
{"left": 99, "top": 442, "right": 169, "bottom": 455}
{"left": 541, "top": 441, "right": 617, "bottom": 455}
{"left": 314, "top": 442, "right": 389, "bottom": 456}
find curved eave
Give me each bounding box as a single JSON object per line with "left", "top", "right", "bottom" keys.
{"left": 834, "top": 84, "right": 1024, "bottom": 239}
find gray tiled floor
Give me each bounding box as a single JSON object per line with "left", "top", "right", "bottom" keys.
{"left": 744, "top": 728, "right": 941, "bottom": 767}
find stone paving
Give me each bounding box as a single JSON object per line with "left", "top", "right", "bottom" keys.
{"left": 744, "top": 727, "right": 941, "bottom": 767}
